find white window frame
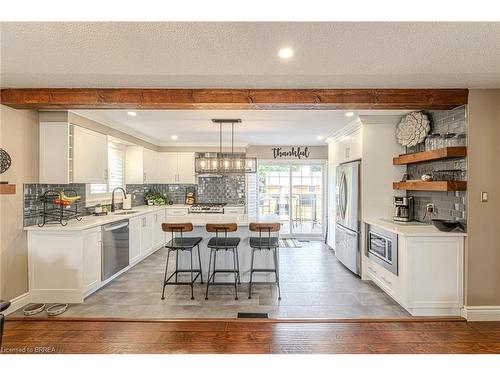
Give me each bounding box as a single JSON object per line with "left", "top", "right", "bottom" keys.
{"left": 86, "top": 142, "right": 126, "bottom": 206}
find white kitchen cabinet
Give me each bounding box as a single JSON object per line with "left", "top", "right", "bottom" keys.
{"left": 73, "top": 125, "right": 108, "bottom": 183}
{"left": 224, "top": 206, "right": 245, "bottom": 215}
{"left": 129, "top": 216, "right": 142, "bottom": 264}
{"left": 158, "top": 152, "right": 178, "bottom": 184}
{"left": 158, "top": 152, "right": 195, "bottom": 184}
{"left": 39, "top": 122, "right": 107, "bottom": 184}
{"left": 363, "top": 222, "right": 465, "bottom": 316}
{"left": 337, "top": 128, "right": 362, "bottom": 163}
{"left": 83, "top": 227, "right": 102, "bottom": 294}
{"left": 166, "top": 207, "right": 189, "bottom": 216}
{"left": 153, "top": 209, "right": 166, "bottom": 248}
{"left": 39, "top": 122, "right": 71, "bottom": 184}
{"left": 140, "top": 213, "right": 154, "bottom": 256}
{"left": 143, "top": 148, "right": 159, "bottom": 183}
{"left": 177, "top": 152, "right": 196, "bottom": 184}
{"left": 125, "top": 146, "right": 159, "bottom": 184}
{"left": 348, "top": 128, "right": 362, "bottom": 161}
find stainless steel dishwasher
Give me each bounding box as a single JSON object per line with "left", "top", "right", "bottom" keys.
{"left": 102, "top": 220, "right": 130, "bottom": 281}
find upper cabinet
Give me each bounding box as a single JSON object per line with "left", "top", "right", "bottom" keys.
{"left": 125, "top": 146, "right": 159, "bottom": 184}
{"left": 337, "top": 128, "right": 362, "bottom": 163}
{"left": 73, "top": 126, "right": 108, "bottom": 184}
{"left": 158, "top": 152, "right": 195, "bottom": 184}
{"left": 39, "top": 122, "right": 107, "bottom": 184}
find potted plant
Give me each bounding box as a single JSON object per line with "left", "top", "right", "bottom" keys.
{"left": 94, "top": 203, "right": 103, "bottom": 214}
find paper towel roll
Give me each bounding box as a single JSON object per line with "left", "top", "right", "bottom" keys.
{"left": 123, "top": 194, "right": 132, "bottom": 210}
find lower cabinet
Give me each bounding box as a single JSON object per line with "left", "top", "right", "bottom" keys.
{"left": 140, "top": 213, "right": 154, "bottom": 256}
{"left": 364, "top": 233, "right": 464, "bottom": 316}
{"left": 129, "top": 210, "right": 166, "bottom": 263}
{"left": 83, "top": 227, "right": 102, "bottom": 293}
{"left": 129, "top": 216, "right": 142, "bottom": 264}
{"left": 153, "top": 209, "right": 166, "bottom": 248}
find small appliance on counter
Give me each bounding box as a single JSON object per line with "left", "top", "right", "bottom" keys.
{"left": 393, "top": 196, "right": 413, "bottom": 222}
{"left": 185, "top": 192, "right": 195, "bottom": 205}
{"left": 123, "top": 194, "right": 132, "bottom": 210}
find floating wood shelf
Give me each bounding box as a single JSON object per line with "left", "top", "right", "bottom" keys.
{"left": 393, "top": 180, "right": 467, "bottom": 192}
{"left": 0, "top": 184, "right": 16, "bottom": 195}
{"left": 393, "top": 147, "right": 467, "bottom": 165}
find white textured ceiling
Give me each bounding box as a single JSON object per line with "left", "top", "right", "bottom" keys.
{"left": 72, "top": 109, "right": 410, "bottom": 146}
{"left": 1, "top": 22, "right": 500, "bottom": 88}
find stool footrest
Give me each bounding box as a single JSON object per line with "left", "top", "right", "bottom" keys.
{"left": 165, "top": 271, "right": 201, "bottom": 284}
{"left": 246, "top": 281, "right": 279, "bottom": 285}
{"left": 212, "top": 269, "right": 239, "bottom": 273}
{"left": 206, "top": 282, "right": 241, "bottom": 286}
{"left": 250, "top": 268, "right": 278, "bottom": 273}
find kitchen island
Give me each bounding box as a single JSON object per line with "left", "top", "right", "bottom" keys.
{"left": 24, "top": 206, "right": 280, "bottom": 304}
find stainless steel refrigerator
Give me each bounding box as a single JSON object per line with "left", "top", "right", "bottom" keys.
{"left": 335, "top": 160, "right": 360, "bottom": 275}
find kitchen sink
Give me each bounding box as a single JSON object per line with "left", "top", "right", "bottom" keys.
{"left": 114, "top": 211, "right": 138, "bottom": 216}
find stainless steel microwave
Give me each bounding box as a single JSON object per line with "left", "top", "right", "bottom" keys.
{"left": 366, "top": 224, "right": 398, "bottom": 275}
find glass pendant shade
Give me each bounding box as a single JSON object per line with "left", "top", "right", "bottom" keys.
{"left": 195, "top": 154, "right": 257, "bottom": 174}
{"left": 195, "top": 119, "right": 257, "bottom": 174}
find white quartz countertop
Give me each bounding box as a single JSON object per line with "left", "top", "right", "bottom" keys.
{"left": 363, "top": 218, "right": 467, "bottom": 237}
{"left": 25, "top": 205, "right": 274, "bottom": 232}
{"left": 25, "top": 205, "right": 168, "bottom": 231}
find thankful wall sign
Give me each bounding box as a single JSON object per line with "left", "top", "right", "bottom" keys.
{"left": 272, "top": 147, "right": 311, "bottom": 159}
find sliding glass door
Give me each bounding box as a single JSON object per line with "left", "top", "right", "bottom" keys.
{"left": 258, "top": 161, "right": 325, "bottom": 238}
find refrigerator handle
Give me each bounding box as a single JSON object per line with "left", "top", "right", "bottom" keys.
{"left": 339, "top": 171, "right": 347, "bottom": 220}
{"left": 342, "top": 172, "right": 348, "bottom": 220}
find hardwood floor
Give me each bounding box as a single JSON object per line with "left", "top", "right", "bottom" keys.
{"left": 3, "top": 318, "right": 500, "bottom": 354}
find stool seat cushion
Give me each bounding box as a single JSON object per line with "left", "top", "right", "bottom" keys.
{"left": 166, "top": 237, "right": 203, "bottom": 249}
{"left": 207, "top": 237, "right": 241, "bottom": 248}
{"left": 249, "top": 237, "right": 279, "bottom": 249}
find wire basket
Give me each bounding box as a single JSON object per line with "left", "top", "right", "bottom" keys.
{"left": 38, "top": 189, "right": 83, "bottom": 227}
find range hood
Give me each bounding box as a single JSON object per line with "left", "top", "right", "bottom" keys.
{"left": 194, "top": 119, "right": 257, "bottom": 174}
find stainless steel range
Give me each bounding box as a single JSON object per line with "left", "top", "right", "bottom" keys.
{"left": 188, "top": 203, "right": 226, "bottom": 214}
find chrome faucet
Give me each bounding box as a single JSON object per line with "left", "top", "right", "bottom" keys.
{"left": 111, "top": 187, "right": 127, "bottom": 212}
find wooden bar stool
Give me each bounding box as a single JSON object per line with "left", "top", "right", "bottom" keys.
{"left": 205, "top": 223, "right": 241, "bottom": 300}
{"left": 161, "top": 223, "right": 203, "bottom": 300}
{"left": 248, "top": 222, "right": 281, "bottom": 300}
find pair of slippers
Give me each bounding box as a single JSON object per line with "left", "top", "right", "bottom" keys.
{"left": 22, "top": 303, "right": 68, "bottom": 317}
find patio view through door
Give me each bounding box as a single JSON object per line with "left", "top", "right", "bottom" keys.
{"left": 257, "top": 161, "right": 325, "bottom": 238}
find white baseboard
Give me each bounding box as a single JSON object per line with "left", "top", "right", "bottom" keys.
{"left": 3, "top": 292, "right": 30, "bottom": 316}
{"left": 462, "top": 306, "right": 500, "bottom": 321}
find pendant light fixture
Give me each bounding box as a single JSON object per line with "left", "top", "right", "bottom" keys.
{"left": 195, "top": 119, "right": 257, "bottom": 174}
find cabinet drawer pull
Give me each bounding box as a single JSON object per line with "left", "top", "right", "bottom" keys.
{"left": 368, "top": 266, "right": 377, "bottom": 274}
{"left": 381, "top": 276, "right": 392, "bottom": 286}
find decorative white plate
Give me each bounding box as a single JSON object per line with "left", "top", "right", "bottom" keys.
{"left": 396, "top": 112, "right": 430, "bottom": 147}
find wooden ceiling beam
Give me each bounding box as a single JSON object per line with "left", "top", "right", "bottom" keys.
{"left": 0, "top": 88, "right": 468, "bottom": 110}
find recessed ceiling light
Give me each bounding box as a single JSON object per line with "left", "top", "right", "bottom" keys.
{"left": 316, "top": 136, "right": 324, "bottom": 140}
{"left": 171, "top": 135, "right": 178, "bottom": 140}
{"left": 345, "top": 112, "right": 354, "bottom": 117}
{"left": 127, "top": 111, "right": 137, "bottom": 117}
{"left": 278, "top": 47, "right": 294, "bottom": 59}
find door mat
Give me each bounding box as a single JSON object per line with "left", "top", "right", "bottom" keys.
{"left": 237, "top": 312, "right": 269, "bottom": 319}
{"left": 279, "top": 238, "right": 302, "bottom": 248}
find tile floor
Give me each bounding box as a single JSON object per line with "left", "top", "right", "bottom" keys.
{"left": 13, "top": 241, "right": 410, "bottom": 319}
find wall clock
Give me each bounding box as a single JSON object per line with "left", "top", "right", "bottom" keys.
{"left": 0, "top": 148, "right": 12, "bottom": 174}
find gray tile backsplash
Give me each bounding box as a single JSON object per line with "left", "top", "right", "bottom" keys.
{"left": 197, "top": 175, "right": 245, "bottom": 204}
{"left": 126, "top": 175, "right": 245, "bottom": 206}
{"left": 405, "top": 106, "right": 467, "bottom": 223}
{"left": 24, "top": 176, "right": 246, "bottom": 226}
{"left": 23, "top": 183, "right": 87, "bottom": 226}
